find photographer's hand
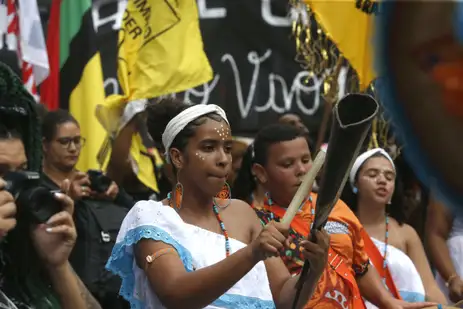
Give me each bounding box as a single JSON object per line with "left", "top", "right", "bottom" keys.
{"left": 104, "top": 181, "right": 119, "bottom": 200}
{"left": 36, "top": 182, "right": 101, "bottom": 309}
{"left": 0, "top": 178, "right": 17, "bottom": 237}
{"left": 68, "top": 172, "right": 91, "bottom": 200}
{"left": 31, "top": 191, "right": 76, "bottom": 267}
{"left": 89, "top": 180, "right": 119, "bottom": 201}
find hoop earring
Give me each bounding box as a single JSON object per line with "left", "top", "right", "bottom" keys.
{"left": 215, "top": 182, "right": 231, "bottom": 209}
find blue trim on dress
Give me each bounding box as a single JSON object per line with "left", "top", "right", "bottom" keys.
{"left": 375, "top": 2, "right": 463, "bottom": 215}
{"left": 106, "top": 225, "right": 276, "bottom": 309}
{"left": 212, "top": 294, "right": 275, "bottom": 309}
{"left": 106, "top": 225, "right": 195, "bottom": 309}
{"left": 399, "top": 291, "right": 425, "bottom": 303}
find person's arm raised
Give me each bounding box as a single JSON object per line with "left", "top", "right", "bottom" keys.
{"left": 135, "top": 239, "right": 258, "bottom": 309}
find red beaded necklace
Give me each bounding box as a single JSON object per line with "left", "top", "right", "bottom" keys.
{"left": 168, "top": 192, "right": 231, "bottom": 257}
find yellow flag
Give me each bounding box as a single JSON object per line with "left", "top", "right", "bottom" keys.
{"left": 305, "top": 0, "right": 376, "bottom": 89}
{"left": 96, "top": 0, "right": 213, "bottom": 192}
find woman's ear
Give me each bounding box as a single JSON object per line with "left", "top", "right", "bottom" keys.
{"left": 252, "top": 163, "right": 267, "bottom": 184}
{"left": 169, "top": 148, "right": 184, "bottom": 170}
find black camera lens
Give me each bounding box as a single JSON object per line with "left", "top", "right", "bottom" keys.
{"left": 16, "top": 187, "right": 62, "bottom": 223}
{"left": 3, "top": 171, "right": 62, "bottom": 224}
{"left": 87, "top": 170, "right": 112, "bottom": 193}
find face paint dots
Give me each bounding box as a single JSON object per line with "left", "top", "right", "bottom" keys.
{"left": 195, "top": 152, "right": 205, "bottom": 160}
{"left": 214, "top": 124, "right": 231, "bottom": 141}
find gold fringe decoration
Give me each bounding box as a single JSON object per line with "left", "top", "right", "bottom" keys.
{"left": 291, "top": 1, "right": 342, "bottom": 101}
{"left": 367, "top": 83, "right": 402, "bottom": 159}
{"left": 290, "top": 0, "right": 400, "bottom": 158}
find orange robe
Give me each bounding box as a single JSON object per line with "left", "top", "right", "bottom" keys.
{"left": 252, "top": 193, "right": 369, "bottom": 309}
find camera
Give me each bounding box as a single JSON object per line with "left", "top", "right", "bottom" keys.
{"left": 87, "top": 170, "right": 112, "bottom": 193}
{"left": 3, "top": 171, "right": 62, "bottom": 223}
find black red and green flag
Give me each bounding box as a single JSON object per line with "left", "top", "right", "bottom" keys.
{"left": 41, "top": 0, "right": 106, "bottom": 171}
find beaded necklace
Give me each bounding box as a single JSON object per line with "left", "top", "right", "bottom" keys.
{"left": 382, "top": 215, "right": 390, "bottom": 283}
{"left": 167, "top": 192, "right": 231, "bottom": 257}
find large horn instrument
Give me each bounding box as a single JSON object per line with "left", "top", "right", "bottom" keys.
{"left": 292, "top": 93, "right": 379, "bottom": 309}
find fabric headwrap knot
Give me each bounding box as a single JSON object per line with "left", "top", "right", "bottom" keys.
{"left": 349, "top": 148, "right": 395, "bottom": 190}
{"left": 162, "top": 104, "right": 229, "bottom": 162}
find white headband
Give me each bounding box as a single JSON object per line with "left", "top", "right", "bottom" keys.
{"left": 349, "top": 148, "right": 395, "bottom": 189}
{"left": 162, "top": 104, "right": 229, "bottom": 162}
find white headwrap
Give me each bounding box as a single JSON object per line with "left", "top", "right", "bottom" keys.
{"left": 162, "top": 104, "right": 229, "bottom": 162}
{"left": 349, "top": 148, "right": 395, "bottom": 190}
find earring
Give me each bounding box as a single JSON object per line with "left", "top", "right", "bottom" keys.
{"left": 215, "top": 182, "right": 231, "bottom": 209}
{"left": 171, "top": 171, "right": 184, "bottom": 211}
{"left": 353, "top": 187, "right": 358, "bottom": 194}
{"left": 265, "top": 192, "right": 274, "bottom": 205}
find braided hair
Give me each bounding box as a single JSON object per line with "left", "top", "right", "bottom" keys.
{"left": 0, "top": 62, "right": 60, "bottom": 308}
{"left": 0, "top": 62, "right": 42, "bottom": 171}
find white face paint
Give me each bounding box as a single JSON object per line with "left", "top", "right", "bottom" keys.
{"left": 195, "top": 152, "right": 205, "bottom": 161}
{"left": 214, "top": 124, "right": 231, "bottom": 141}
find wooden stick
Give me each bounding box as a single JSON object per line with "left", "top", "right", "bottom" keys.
{"left": 281, "top": 149, "right": 327, "bottom": 226}
{"left": 453, "top": 299, "right": 463, "bottom": 307}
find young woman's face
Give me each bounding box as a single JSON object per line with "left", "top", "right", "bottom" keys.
{"left": 43, "top": 121, "right": 83, "bottom": 171}
{"left": 356, "top": 156, "right": 396, "bottom": 205}
{"left": 175, "top": 118, "right": 233, "bottom": 197}
{"left": 259, "top": 137, "right": 312, "bottom": 206}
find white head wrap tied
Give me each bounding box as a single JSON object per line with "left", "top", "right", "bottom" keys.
{"left": 162, "top": 104, "right": 229, "bottom": 162}
{"left": 349, "top": 148, "right": 395, "bottom": 190}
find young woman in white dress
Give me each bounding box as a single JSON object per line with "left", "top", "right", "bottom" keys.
{"left": 106, "top": 99, "right": 330, "bottom": 309}
{"left": 345, "top": 148, "right": 446, "bottom": 307}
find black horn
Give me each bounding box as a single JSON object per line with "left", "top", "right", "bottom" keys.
{"left": 292, "top": 93, "right": 379, "bottom": 309}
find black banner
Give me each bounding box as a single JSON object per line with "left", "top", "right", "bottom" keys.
{"left": 2, "top": 0, "right": 348, "bottom": 136}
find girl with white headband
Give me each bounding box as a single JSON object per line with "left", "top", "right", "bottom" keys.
{"left": 346, "top": 148, "right": 446, "bottom": 307}
{"left": 106, "top": 99, "right": 329, "bottom": 309}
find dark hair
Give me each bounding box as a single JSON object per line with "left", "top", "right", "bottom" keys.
{"left": 36, "top": 103, "right": 49, "bottom": 121}
{"left": 0, "top": 63, "right": 41, "bottom": 172}
{"left": 42, "top": 109, "right": 79, "bottom": 141}
{"left": 278, "top": 112, "right": 301, "bottom": 121}
{"left": 233, "top": 124, "right": 308, "bottom": 202}
{"left": 0, "top": 125, "right": 22, "bottom": 141}
{"left": 341, "top": 153, "right": 406, "bottom": 225}
{"left": 146, "top": 98, "right": 224, "bottom": 168}
{"left": 0, "top": 62, "right": 60, "bottom": 308}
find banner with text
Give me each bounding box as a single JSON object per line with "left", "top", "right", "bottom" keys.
{"left": 1, "top": 0, "right": 348, "bottom": 136}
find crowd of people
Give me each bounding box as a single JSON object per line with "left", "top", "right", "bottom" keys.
{"left": 0, "top": 58, "right": 463, "bottom": 309}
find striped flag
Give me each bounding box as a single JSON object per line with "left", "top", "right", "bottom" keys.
{"left": 6, "top": 0, "right": 49, "bottom": 101}
{"left": 41, "top": 0, "right": 106, "bottom": 171}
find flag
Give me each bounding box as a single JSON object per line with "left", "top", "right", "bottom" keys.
{"left": 41, "top": 0, "right": 106, "bottom": 172}
{"left": 304, "top": 0, "right": 376, "bottom": 89}
{"left": 6, "top": 0, "right": 49, "bottom": 101}
{"left": 96, "top": 0, "right": 213, "bottom": 192}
